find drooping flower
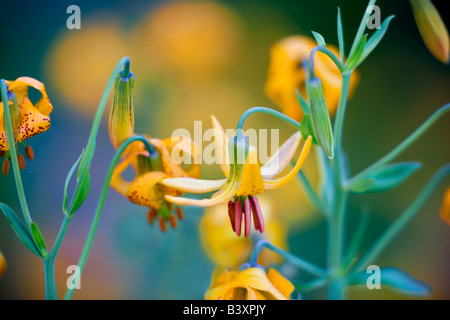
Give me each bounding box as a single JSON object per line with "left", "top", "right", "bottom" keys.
{"left": 111, "top": 135, "right": 201, "bottom": 231}
{"left": 0, "top": 251, "right": 6, "bottom": 278}
{"left": 162, "top": 116, "right": 312, "bottom": 237}
{"left": 0, "top": 77, "right": 52, "bottom": 173}
{"left": 205, "top": 266, "right": 294, "bottom": 300}
{"left": 410, "top": 0, "right": 449, "bottom": 64}
{"left": 200, "top": 194, "right": 288, "bottom": 268}
{"left": 439, "top": 187, "right": 450, "bottom": 225}
{"left": 265, "top": 36, "right": 359, "bottom": 121}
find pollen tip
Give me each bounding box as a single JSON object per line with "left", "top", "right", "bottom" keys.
{"left": 159, "top": 217, "right": 167, "bottom": 232}
{"left": 25, "top": 145, "right": 34, "bottom": 160}
{"left": 147, "top": 208, "right": 158, "bottom": 225}
{"left": 2, "top": 159, "right": 10, "bottom": 176}
{"left": 168, "top": 214, "right": 177, "bottom": 229}
{"left": 17, "top": 154, "right": 26, "bottom": 170}
{"left": 176, "top": 207, "right": 184, "bottom": 220}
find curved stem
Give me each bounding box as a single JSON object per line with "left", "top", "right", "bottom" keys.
{"left": 250, "top": 240, "right": 327, "bottom": 278}
{"left": 346, "top": 164, "right": 450, "bottom": 277}
{"left": 63, "top": 135, "right": 153, "bottom": 300}
{"left": 349, "top": 103, "right": 450, "bottom": 184}
{"left": 236, "top": 107, "right": 301, "bottom": 131}
{"left": 0, "top": 80, "right": 32, "bottom": 227}
{"left": 309, "top": 46, "right": 344, "bottom": 79}
{"left": 297, "top": 170, "right": 327, "bottom": 214}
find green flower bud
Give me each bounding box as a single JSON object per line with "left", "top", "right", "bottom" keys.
{"left": 306, "top": 77, "right": 334, "bottom": 159}
{"left": 109, "top": 72, "right": 135, "bottom": 149}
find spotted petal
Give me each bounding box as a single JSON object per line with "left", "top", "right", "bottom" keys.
{"left": 264, "top": 135, "right": 312, "bottom": 189}
{"left": 236, "top": 146, "right": 265, "bottom": 196}
{"left": 260, "top": 131, "right": 302, "bottom": 179}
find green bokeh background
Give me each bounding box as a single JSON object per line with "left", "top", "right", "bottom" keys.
{"left": 0, "top": 0, "right": 449, "bottom": 299}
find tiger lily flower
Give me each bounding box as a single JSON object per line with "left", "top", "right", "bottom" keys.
{"left": 0, "top": 77, "right": 53, "bottom": 173}
{"left": 162, "top": 116, "right": 312, "bottom": 237}
{"left": 265, "top": 36, "right": 359, "bottom": 121}
{"left": 205, "top": 266, "right": 295, "bottom": 300}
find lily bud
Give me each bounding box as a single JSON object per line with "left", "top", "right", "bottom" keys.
{"left": 109, "top": 72, "right": 136, "bottom": 149}
{"left": 306, "top": 77, "right": 334, "bottom": 159}
{"left": 410, "top": 0, "right": 449, "bottom": 64}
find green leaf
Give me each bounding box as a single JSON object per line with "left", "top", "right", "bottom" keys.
{"left": 349, "top": 267, "right": 431, "bottom": 297}
{"left": 348, "top": 177, "right": 375, "bottom": 193}
{"left": 30, "top": 222, "right": 48, "bottom": 257}
{"left": 361, "top": 162, "right": 421, "bottom": 193}
{"left": 344, "top": 34, "right": 367, "bottom": 73}
{"left": 311, "top": 31, "right": 326, "bottom": 47}
{"left": 63, "top": 149, "right": 85, "bottom": 217}
{"left": 295, "top": 89, "right": 310, "bottom": 115}
{"left": 0, "top": 203, "right": 41, "bottom": 257}
{"left": 355, "top": 15, "right": 395, "bottom": 69}
{"left": 337, "top": 7, "right": 345, "bottom": 61}
{"left": 68, "top": 171, "right": 91, "bottom": 216}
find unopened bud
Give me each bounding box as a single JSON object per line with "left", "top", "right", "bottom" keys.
{"left": 306, "top": 77, "right": 334, "bottom": 159}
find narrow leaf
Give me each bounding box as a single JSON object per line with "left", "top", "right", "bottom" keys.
{"left": 337, "top": 7, "right": 345, "bottom": 61}
{"left": 300, "top": 114, "right": 318, "bottom": 144}
{"left": 295, "top": 89, "right": 310, "bottom": 115}
{"left": 344, "top": 34, "right": 367, "bottom": 72}
{"left": 0, "top": 203, "right": 41, "bottom": 257}
{"left": 356, "top": 15, "right": 395, "bottom": 68}
{"left": 311, "top": 31, "right": 326, "bottom": 47}
{"left": 348, "top": 177, "right": 375, "bottom": 193}
{"left": 30, "top": 222, "right": 47, "bottom": 257}
{"left": 349, "top": 267, "right": 431, "bottom": 297}
{"left": 365, "top": 162, "right": 421, "bottom": 193}
{"left": 63, "top": 149, "right": 85, "bottom": 216}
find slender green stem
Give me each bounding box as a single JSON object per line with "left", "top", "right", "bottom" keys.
{"left": 346, "top": 164, "right": 450, "bottom": 277}
{"left": 250, "top": 240, "right": 327, "bottom": 278}
{"left": 43, "top": 259, "right": 57, "bottom": 300}
{"left": 309, "top": 46, "right": 344, "bottom": 79}
{"left": 326, "top": 73, "right": 351, "bottom": 300}
{"left": 297, "top": 170, "right": 327, "bottom": 214}
{"left": 0, "top": 80, "right": 32, "bottom": 227}
{"left": 236, "top": 107, "right": 301, "bottom": 131}
{"left": 64, "top": 135, "right": 154, "bottom": 300}
{"left": 49, "top": 216, "right": 71, "bottom": 258}
{"left": 349, "top": 103, "right": 450, "bottom": 184}
{"left": 292, "top": 277, "right": 329, "bottom": 292}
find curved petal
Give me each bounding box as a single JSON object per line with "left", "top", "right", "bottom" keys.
{"left": 150, "top": 137, "right": 193, "bottom": 178}
{"left": 236, "top": 146, "right": 265, "bottom": 196}
{"left": 161, "top": 177, "right": 227, "bottom": 193}
{"left": 211, "top": 115, "right": 230, "bottom": 176}
{"left": 266, "top": 268, "right": 295, "bottom": 299}
{"left": 235, "top": 268, "right": 287, "bottom": 300}
{"left": 163, "top": 136, "right": 201, "bottom": 178}
{"left": 111, "top": 151, "right": 148, "bottom": 196}
{"left": 8, "top": 77, "right": 53, "bottom": 116}
{"left": 263, "top": 135, "right": 312, "bottom": 189}
{"left": 260, "top": 131, "right": 301, "bottom": 179}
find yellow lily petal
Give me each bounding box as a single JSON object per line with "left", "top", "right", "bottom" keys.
{"left": 111, "top": 151, "right": 148, "bottom": 196}
{"left": 16, "top": 97, "right": 51, "bottom": 144}
{"left": 266, "top": 268, "right": 295, "bottom": 299}
{"left": 234, "top": 267, "right": 288, "bottom": 300}
{"left": 7, "top": 77, "right": 53, "bottom": 116}
{"left": 236, "top": 146, "right": 265, "bottom": 196}
{"left": 150, "top": 137, "right": 193, "bottom": 178}
{"left": 127, "top": 171, "right": 168, "bottom": 210}
{"left": 263, "top": 135, "right": 312, "bottom": 189}
{"left": 260, "top": 131, "right": 301, "bottom": 179}
{"left": 163, "top": 136, "right": 201, "bottom": 178}
{"left": 161, "top": 177, "right": 227, "bottom": 193}
{"left": 211, "top": 115, "right": 230, "bottom": 176}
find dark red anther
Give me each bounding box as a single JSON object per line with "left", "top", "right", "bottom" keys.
{"left": 249, "top": 196, "right": 265, "bottom": 233}
{"left": 17, "top": 154, "right": 26, "bottom": 170}
{"left": 147, "top": 208, "right": 158, "bottom": 225}
{"left": 25, "top": 145, "right": 34, "bottom": 160}
{"left": 159, "top": 217, "right": 167, "bottom": 232}
{"left": 2, "top": 159, "right": 10, "bottom": 176}
{"left": 228, "top": 201, "right": 235, "bottom": 232}
{"left": 234, "top": 198, "right": 243, "bottom": 236}
{"left": 168, "top": 214, "right": 177, "bottom": 229}
{"left": 244, "top": 197, "right": 251, "bottom": 237}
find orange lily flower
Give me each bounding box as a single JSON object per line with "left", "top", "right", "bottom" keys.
{"left": 205, "top": 266, "right": 295, "bottom": 300}
{"left": 162, "top": 116, "right": 312, "bottom": 237}
{"left": 0, "top": 77, "right": 53, "bottom": 173}
{"left": 265, "top": 36, "right": 359, "bottom": 121}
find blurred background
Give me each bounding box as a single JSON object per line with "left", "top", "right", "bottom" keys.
{"left": 0, "top": 0, "right": 449, "bottom": 299}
